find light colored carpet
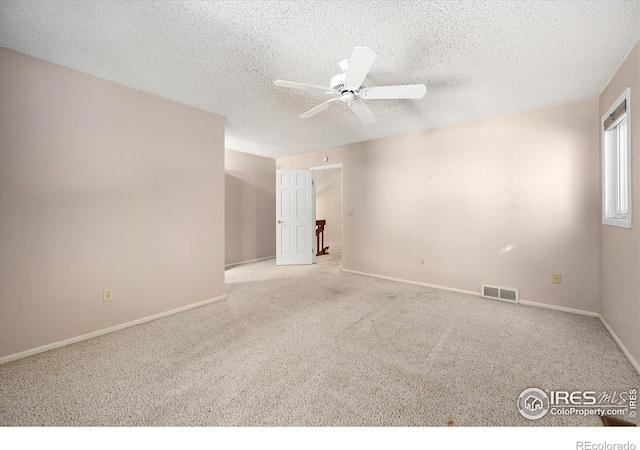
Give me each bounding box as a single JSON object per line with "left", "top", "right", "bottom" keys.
{"left": 1, "top": 253, "right": 638, "bottom": 426}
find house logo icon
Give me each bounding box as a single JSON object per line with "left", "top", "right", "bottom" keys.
{"left": 525, "top": 395, "right": 543, "bottom": 411}
{"left": 517, "top": 388, "right": 550, "bottom": 420}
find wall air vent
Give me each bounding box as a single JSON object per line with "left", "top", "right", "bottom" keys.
{"left": 481, "top": 284, "right": 519, "bottom": 303}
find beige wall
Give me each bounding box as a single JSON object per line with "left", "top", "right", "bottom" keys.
{"left": 599, "top": 41, "right": 640, "bottom": 368}
{"left": 278, "top": 99, "right": 601, "bottom": 313}
{"left": 225, "top": 149, "right": 276, "bottom": 265}
{"left": 315, "top": 169, "right": 343, "bottom": 254}
{"left": 0, "top": 48, "right": 226, "bottom": 359}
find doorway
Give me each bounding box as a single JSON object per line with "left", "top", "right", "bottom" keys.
{"left": 311, "top": 164, "right": 343, "bottom": 267}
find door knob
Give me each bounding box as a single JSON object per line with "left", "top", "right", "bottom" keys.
{"left": 277, "top": 220, "right": 284, "bottom": 224}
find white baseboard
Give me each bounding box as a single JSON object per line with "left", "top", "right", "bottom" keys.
{"left": 341, "top": 268, "right": 481, "bottom": 297}
{"left": 518, "top": 299, "right": 599, "bottom": 317}
{"left": 342, "top": 268, "right": 600, "bottom": 317}
{"left": 0, "top": 294, "right": 227, "bottom": 365}
{"left": 225, "top": 255, "right": 275, "bottom": 268}
{"left": 599, "top": 314, "right": 640, "bottom": 375}
{"left": 341, "top": 268, "right": 640, "bottom": 374}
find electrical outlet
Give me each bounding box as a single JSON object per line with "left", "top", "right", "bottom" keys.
{"left": 348, "top": 209, "right": 354, "bottom": 216}
{"left": 103, "top": 288, "right": 113, "bottom": 301}
{"left": 552, "top": 274, "right": 561, "bottom": 285}
{"left": 421, "top": 259, "right": 425, "bottom": 265}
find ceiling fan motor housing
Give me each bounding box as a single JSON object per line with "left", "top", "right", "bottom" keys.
{"left": 330, "top": 73, "right": 346, "bottom": 91}
{"left": 331, "top": 72, "right": 361, "bottom": 103}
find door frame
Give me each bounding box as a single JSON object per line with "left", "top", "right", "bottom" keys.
{"left": 309, "top": 163, "right": 344, "bottom": 264}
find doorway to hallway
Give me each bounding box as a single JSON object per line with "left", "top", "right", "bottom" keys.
{"left": 312, "top": 164, "right": 343, "bottom": 267}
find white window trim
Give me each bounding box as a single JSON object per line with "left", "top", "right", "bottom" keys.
{"left": 602, "top": 87, "right": 632, "bottom": 228}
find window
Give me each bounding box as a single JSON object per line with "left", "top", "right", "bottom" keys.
{"left": 602, "top": 87, "right": 632, "bottom": 228}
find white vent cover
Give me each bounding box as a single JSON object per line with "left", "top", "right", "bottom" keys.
{"left": 481, "top": 284, "right": 519, "bottom": 303}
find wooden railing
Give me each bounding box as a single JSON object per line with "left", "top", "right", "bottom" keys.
{"left": 316, "top": 220, "right": 329, "bottom": 256}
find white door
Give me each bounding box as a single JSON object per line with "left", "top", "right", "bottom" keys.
{"left": 276, "top": 169, "right": 315, "bottom": 265}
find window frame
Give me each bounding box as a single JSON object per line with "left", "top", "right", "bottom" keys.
{"left": 602, "top": 87, "right": 632, "bottom": 228}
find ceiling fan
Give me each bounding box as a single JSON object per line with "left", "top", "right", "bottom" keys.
{"left": 273, "top": 47, "right": 426, "bottom": 125}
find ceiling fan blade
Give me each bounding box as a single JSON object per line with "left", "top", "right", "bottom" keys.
{"left": 274, "top": 80, "right": 332, "bottom": 93}
{"left": 360, "top": 84, "right": 427, "bottom": 100}
{"left": 299, "top": 98, "right": 338, "bottom": 118}
{"left": 344, "top": 47, "right": 377, "bottom": 90}
{"left": 349, "top": 100, "right": 378, "bottom": 125}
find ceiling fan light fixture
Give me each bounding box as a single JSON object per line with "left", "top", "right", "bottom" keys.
{"left": 340, "top": 91, "right": 355, "bottom": 103}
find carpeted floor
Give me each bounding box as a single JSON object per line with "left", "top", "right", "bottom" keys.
{"left": 1, "top": 253, "right": 638, "bottom": 426}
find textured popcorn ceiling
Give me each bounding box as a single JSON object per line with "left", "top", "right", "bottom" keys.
{"left": 1, "top": 1, "right": 639, "bottom": 158}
